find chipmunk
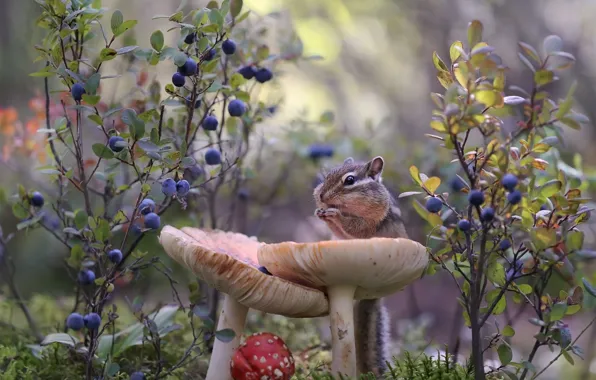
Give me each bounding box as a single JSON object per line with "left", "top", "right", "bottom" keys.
{"left": 313, "top": 156, "right": 408, "bottom": 377}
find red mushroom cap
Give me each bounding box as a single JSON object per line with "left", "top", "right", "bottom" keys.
{"left": 230, "top": 332, "right": 295, "bottom": 380}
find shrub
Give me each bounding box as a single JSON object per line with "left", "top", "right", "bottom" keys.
{"left": 402, "top": 20, "right": 593, "bottom": 380}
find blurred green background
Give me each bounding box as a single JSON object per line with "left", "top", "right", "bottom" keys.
{"left": 2, "top": 0, "right": 596, "bottom": 379}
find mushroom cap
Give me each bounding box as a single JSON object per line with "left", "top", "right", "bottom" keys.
{"left": 257, "top": 238, "right": 429, "bottom": 299}
{"left": 158, "top": 225, "right": 329, "bottom": 317}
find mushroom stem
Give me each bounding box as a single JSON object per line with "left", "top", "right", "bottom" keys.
{"left": 327, "top": 285, "right": 357, "bottom": 377}
{"left": 206, "top": 295, "right": 249, "bottom": 380}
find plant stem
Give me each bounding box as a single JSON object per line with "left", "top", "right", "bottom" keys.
{"left": 0, "top": 243, "right": 44, "bottom": 342}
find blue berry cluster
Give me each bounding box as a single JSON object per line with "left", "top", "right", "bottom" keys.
{"left": 502, "top": 173, "right": 522, "bottom": 205}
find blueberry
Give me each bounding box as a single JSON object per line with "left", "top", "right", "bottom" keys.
{"left": 41, "top": 212, "right": 60, "bottom": 230}
{"left": 83, "top": 312, "right": 101, "bottom": 330}
{"left": 185, "top": 96, "right": 201, "bottom": 109}
{"left": 228, "top": 99, "right": 246, "bottom": 117}
{"left": 238, "top": 188, "right": 249, "bottom": 200}
{"left": 202, "top": 115, "right": 218, "bottom": 131}
{"left": 130, "top": 224, "right": 143, "bottom": 236}
{"left": 255, "top": 68, "right": 273, "bottom": 83}
{"left": 161, "top": 178, "right": 177, "bottom": 197}
{"left": 205, "top": 148, "right": 221, "bottom": 165}
{"left": 267, "top": 106, "right": 277, "bottom": 114}
{"left": 499, "top": 239, "right": 511, "bottom": 250}
{"left": 78, "top": 269, "right": 96, "bottom": 285}
{"left": 107, "top": 249, "right": 123, "bottom": 264}
{"left": 458, "top": 219, "right": 471, "bottom": 231}
{"left": 139, "top": 198, "right": 156, "bottom": 215}
{"left": 258, "top": 266, "right": 272, "bottom": 275}
{"left": 130, "top": 372, "right": 146, "bottom": 380}
{"left": 481, "top": 207, "right": 495, "bottom": 222}
{"left": 176, "top": 179, "right": 190, "bottom": 197}
{"left": 108, "top": 135, "right": 126, "bottom": 152}
{"left": 501, "top": 173, "right": 519, "bottom": 191}
{"left": 506, "top": 260, "right": 523, "bottom": 282}
{"left": 172, "top": 72, "right": 185, "bottom": 87}
{"left": 449, "top": 177, "right": 466, "bottom": 192}
{"left": 468, "top": 190, "right": 485, "bottom": 206}
{"left": 540, "top": 204, "right": 548, "bottom": 211}
{"left": 66, "top": 312, "right": 85, "bottom": 330}
{"left": 31, "top": 191, "right": 44, "bottom": 207}
{"left": 507, "top": 190, "right": 522, "bottom": 205}
{"left": 425, "top": 197, "right": 443, "bottom": 213}
{"left": 308, "top": 143, "right": 334, "bottom": 159}
{"left": 178, "top": 58, "right": 198, "bottom": 76}
{"left": 222, "top": 39, "right": 236, "bottom": 55}
{"left": 144, "top": 212, "right": 161, "bottom": 230}
{"left": 71, "top": 83, "right": 86, "bottom": 102}
{"left": 204, "top": 47, "right": 216, "bottom": 61}
{"left": 184, "top": 165, "right": 204, "bottom": 182}
{"left": 184, "top": 32, "right": 196, "bottom": 44}
{"left": 238, "top": 66, "right": 257, "bottom": 79}
{"left": 558, "top": 326, "right": 572, "bottom": 349}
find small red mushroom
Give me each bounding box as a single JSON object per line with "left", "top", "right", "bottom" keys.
{"left": 230, "top": 332, "right": 295, "bottom": 380}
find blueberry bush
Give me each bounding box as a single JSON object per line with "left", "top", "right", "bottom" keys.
{"left": 0, "top": 0, "right": 333, "bottom": 378}
{"left": 2, "top": 1, "right": 595, "bottom": 379}
{"left": 403, "top": 20, "right": 595, "bottom": 380}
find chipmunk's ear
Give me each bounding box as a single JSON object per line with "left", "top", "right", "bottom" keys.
{"left": 366, "top": 156, "right": 384, "bottom": 181}
{"left": 343, "top": 157, "right": 354, "bottom": 165}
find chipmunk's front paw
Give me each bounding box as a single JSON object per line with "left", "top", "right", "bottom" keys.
{"left": 315, "top": 207, "right": 340, "bottom": 219}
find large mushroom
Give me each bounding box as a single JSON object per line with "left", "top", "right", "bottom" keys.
{"left": 158, "top": 226, "right": 329, "bottom": 380}
{"left": 257, "top": 238, "right": 428, "bottom": 377}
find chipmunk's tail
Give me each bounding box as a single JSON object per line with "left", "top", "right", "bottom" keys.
{"left": 355, "top": 298, "right": 391, "bottom": 376}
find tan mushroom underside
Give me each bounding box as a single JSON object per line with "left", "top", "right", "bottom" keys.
{"left": 159, "top": 225, "right": 329, "bottom": 318}
{"left": 257, "top": 238, "right": 429, "bottom": 299}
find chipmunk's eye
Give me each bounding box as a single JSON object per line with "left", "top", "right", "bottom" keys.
{"left": 344, "top": 175, "right": 355, "bottom": 185}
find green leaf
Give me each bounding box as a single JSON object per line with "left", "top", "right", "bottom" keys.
{"left": 100, "top": 48, "right": 118, "bottom": 61}
{"left": 208, "top": 9, "right": 224, "bottom": 28}
{"left": 518, "top": 42, "right": 541, "bottom": 64}
{"left": 486, "top": 289, "right": 506, "bottom": 315}
{"left": 92, "top": 143, "right": 115, "bottom": 159}
{"left": 230, "top": 0, "right": 243, "bottom": 17}
{"left": 116, "top": 46, "right": 138, "bottom": 55}
{"left": 517, "top": 284, "right": 532, "bottom": 295}
{"left": 432, "top": 51, "right": 449, "bottom": 72}
{"left": 467, "top": 20, "right": 483, "bottom": 49}
{"left": 85, "top": 73, "right": 101, "bottom": 94}
{"left": 583, "top": 278, "right": 596, "bottom": 298}
{"left": 538, "top": 180, "right": 562, "bottom": 198}
{"left": 543, "top": 35, "right": 563, "bottom": 55}
{"left": 150, "top": 30, "right": 164, "bottom": 51}
{"left": 498, "top": 344, "right": 512, "bottom": 365}
{"left": 41, "top": 333, "right": 79, "bottom": 347}
{"left": 67, "top": 244, "right": 84, "bottom": 268}
{"left": 550, "top": 302, "right": 567, "bottom": 321}
{"left": 502, "top": 325, "right": 515, "bottom": 337}
{"left": 534, "top": 69, "right": 554, "bottom": 86}
{"left": 487, "top": 261, "right": 506, "bottom": 286}
{"left": 173, "top": 52, "right": 188, "bottom": 67}
{"left": 74, "top": 210, "right": 88, "bottom": 230}
{"left": 256, "top": 45, "right": 270, "bottom": 61}
{"left": 137, "top": 139, "right": 160, "bottom": 153}
{"left": 449, "top": 40, "right": 464, "bottom": 62}
{"left": 230, "top": 72, "right": 246, "bottom": 88}
{"left": 96, "top": 305, "right": 179, "bottom": 360}
{"left": 88, "top": 114, "right": 103, "bottom": 126}
{"left": 114, "top": 20, "right": 137, "bottom": 37}
{"left": 215, "top": 328, "right": 236, "bottom": 343}
{"left": 82, "top": 94, "right": 100, "bottom": 106}
{"left": 16, "top": 214, "right": 43, "bottom": 230}
{"left": 111, "top": 10, "right": 124, "bottom": 33}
